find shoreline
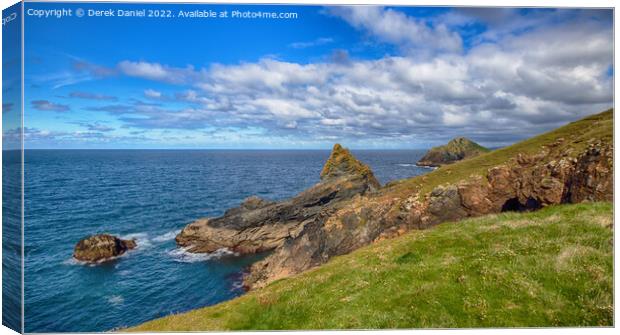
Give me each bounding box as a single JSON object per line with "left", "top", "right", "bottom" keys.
{"left": 128, "top": 109, "right": 613, "bottom": 331}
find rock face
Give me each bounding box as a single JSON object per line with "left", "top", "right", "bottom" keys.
{"left": 244, "top": 138, "right": 612, "bottom": 289}
{"left": 175, "top": 110, "right": 613, "bottom": 291}
{"left": 175, "top": 144, "right": 380, "bottom": 255}
{"left": 73, "top": 234, "right": 137, "bottom": 263}
{"left": 417, "top": 137, "right": 490, "bottom": 167}
{"left": 320, "top": 144, "right": 380, "bottom": 185}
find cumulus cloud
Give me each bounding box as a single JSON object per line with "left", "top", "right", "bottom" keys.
{"left": 31, "top": 100, "right": 70, "bottom": 112}
{"left": 84, "top": 8, "right": 612, "bottom": 147}
{"left": 144, "top": 89, "right": 163, "bottom": 99}
{"left": 327, "top": 6, "right": 463, "bottom": 54}
{"left": 16, "top": 126, "right": 152, "bottom": 148}
{"left": 118, "top": 61, "right": 207, "bottom": 84}
{"left": 439, "top": 8, "right": 611, "bottom": 45}
{"left": 73, "top": 60, "right": 117, "bottom": 77}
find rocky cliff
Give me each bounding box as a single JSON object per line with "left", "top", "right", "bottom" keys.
{"left": 417, "top": 137, "right": 490, "bottom": 167}
{"left": 175, "top": 144, "right": 380, "bottom": 255}
{"left": 176, "top": 110, "right": 613, "bottom": 290}
{"left": 243, "top": 110, "right": 612, "bottom": 289}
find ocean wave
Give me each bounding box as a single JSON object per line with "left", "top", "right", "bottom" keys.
{"left": 230, "top": 280, "right": 244, "bottom": 292}
{"left": 120, "top": 232, "right": 153, "bottom": 249}
{"left": 420, "top": 165, "right": 438, "bottom": 170}
{"left": 153, "top": 230, "right": 181, "bottom": 242}
{"left": 118, "top": 270, "right": 132, "bottom": 276}
{"left": 63, "top": 252, "right": 131, "bottom": 266}
{"left": 62, "top": 258, "right": 83, "bottom": 266}
{"left": 397, "top": 163, "right": 438, "bottom": 170}
{"left": 167, "top": 247, "right": 237, "bottom": 263}
{"left": 107, "top": 295, "right": 124, "bottom": 306}
{"left": 121, "top": 232, "right": 148, "bottom": 240}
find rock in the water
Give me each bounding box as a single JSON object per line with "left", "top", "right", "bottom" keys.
{"left": 73, "top": 234, "right": 137, "bottom": 263}
{"left": 417, "top": 137, "right": 489, "bottom": 167}
{"left": 175, "top": 143, "right": 380, "bottom": 255}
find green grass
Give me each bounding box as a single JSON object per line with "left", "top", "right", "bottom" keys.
{"left": 385, "top": 109, "right": 612, "bottom": 197}
{"left": 129, "top": 202, "right": 613, "bottom": 331}
{"left": 426, "top": 137, "right": 491, "bottom": 157}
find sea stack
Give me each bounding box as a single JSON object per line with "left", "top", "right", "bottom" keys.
{"left": 73, "top": 234, "right": 137, "bottom": 263}
{"left": 417, "top": 137, "right": 490, "bottom": 167}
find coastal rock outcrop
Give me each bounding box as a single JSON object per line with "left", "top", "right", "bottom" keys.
{"left": 73, "top": 234, "right": 137, "bottom": 263}
{"left": 245, "top": 140, "right": 612, "bottom": 289}
{"left": 242, "top": 112, "right": 613, "bottom": 289}
{"left": 175, "top": 144, "right": 380, "bottom": 255}
{"left": 417, "top": 137, "right": 490, "bottom": 167}
{"left": 174, "top": 110, "right": 613, "bottom": 290}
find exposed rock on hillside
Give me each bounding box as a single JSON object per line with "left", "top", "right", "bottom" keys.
{"left": 73, "top": 234, "right": 137, "bottom": 263}
{"left": 175, "top": 110, "right": 612, "bottom": 290}
{"left": 417, "top": 137, "right": 490, "bottom": 167}
{"left": 175, "top": 144, "right": 380, "bottom": 255}
{"left": 243, "top": 111, "right": 613, "bottom": 289}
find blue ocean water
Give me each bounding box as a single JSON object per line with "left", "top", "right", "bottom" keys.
{"left": 23, "top": 149, "right": 431, "bottom": 332}
{"left": 2, "top": 150, "right": 22, "bottom": 332}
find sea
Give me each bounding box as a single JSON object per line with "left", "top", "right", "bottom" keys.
{"left": 18, "top": 149, "right": 432, "bottom": 332}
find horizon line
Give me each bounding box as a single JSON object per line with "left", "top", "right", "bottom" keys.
{"left": 5, "top": 147, "right": 433, "bottom": 151}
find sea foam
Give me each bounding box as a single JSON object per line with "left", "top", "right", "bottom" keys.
{"left": 153, "top": 230, "right": 181, "bottom": 242}
{"left": 167, "top": 247, "right": 237, "bottom": 263}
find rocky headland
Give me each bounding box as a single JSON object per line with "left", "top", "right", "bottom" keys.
{"left": 175, "top": 110, "right": 612, "bottom": 290}
{"left": 175, "top": 144, "right": 380, "bottom": 255}
{"left": 73, "top": 234, "right": 137, "bottom": 263}
{"left": 417, "top": 137, "right": 490, "bottom": 167}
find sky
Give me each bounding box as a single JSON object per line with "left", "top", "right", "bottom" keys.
{"left": 12, "top": 2, "right": 614, "bottom": 149}
{"left": 2, "top": 2, "right": 22, "bottom": 150}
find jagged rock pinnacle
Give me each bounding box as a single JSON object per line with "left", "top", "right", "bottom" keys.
{"left": 320, "top": 144, "right": 380, "bottom": 188}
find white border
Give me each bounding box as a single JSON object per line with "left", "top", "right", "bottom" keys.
{"left": 0, "top": 1, "right": 617, "bottom": 335}
{"left": 10, "top": 0, "right": 620, "bottom": 7}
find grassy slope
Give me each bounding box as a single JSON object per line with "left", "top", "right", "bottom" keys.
{"left": 386, "top": 109, "right": 612, "bottom": 197}
{"left": 130, "top": 202, "right": 613, "bottom": 330}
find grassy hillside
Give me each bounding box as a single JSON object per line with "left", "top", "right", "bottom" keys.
{"left": 387, "top": 109, "right": 612, "bottom": 197}
{"left": 130, "top": 202, "right": 613, "bottom": 330}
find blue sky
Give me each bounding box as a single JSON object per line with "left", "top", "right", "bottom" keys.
{"left": 15, "top": 3, "right": 613, "bottom": 149}
{"left": 2, "top": 2, "right": 22, "bottom": 150}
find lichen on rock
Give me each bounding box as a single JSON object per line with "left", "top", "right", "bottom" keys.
{"left": 320, "top": 144, "right": 380, "bottom": 188}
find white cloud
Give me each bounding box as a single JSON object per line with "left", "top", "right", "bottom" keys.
{"left": 118, "top": 61, "right": 168, "bottom": 80}
{"left": 31, "top": 100, "right": 70, "bottom": 112}
{"left": 328, "top": 6, "right": 463, "bottom": 54}
{"left": 442, "top": 111, "right": 468, "bottom": 126}
{"left": 118, "top": 61, "right": 206, "bottom": 84}
{"left": 144, "top": 89, "right": 163, "bottom": 99}
{"left": 107, "top": 10, "right": 611, "bottom": 147}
